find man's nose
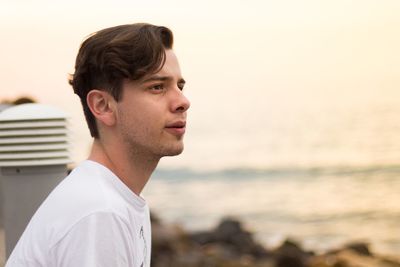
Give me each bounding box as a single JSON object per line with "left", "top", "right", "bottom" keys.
{"left": 171, "top": 89, "right": 190, "bottom": 113}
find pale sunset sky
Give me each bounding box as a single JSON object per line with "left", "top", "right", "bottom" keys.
{"left": 1, "top": 0, "right": 399, "bottom": 167}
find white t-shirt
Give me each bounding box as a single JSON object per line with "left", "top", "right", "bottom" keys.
{"left": 6, "top": 160, "right": 151, "bottom": 267}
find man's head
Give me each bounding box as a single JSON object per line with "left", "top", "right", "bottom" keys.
{"left": 69, "top": 23, "right": 190, "bottom": 159}
{"left": 69, "top": 23, "right": 174, "bottom": 138}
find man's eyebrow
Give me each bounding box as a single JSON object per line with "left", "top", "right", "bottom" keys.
{"left": 142, "top": 75, "right": 186, "bottom": 84}
{"left": 142, "top": 75, "right": 170, "bottom": 83}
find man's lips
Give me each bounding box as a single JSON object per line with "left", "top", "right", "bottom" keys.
{"left": 165, "top": 121, "right": 186, "bottom": 136}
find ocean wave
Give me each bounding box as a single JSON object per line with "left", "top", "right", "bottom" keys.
{"left": 153, "top": 164, "right": 400, "bottom": 181}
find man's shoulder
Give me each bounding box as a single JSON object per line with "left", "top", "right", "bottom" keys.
{"left": 41, "top": 161, "right": 109, "bottom": 207}
{"left": 36, "top": 160, "right": 127, "bottom": 221}
{"left": 20, "top": 160, "right": 149, "bottom": 248}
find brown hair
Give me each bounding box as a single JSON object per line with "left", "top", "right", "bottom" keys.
{"left": 69, "top": 23, "right": 173, "bottom": 138}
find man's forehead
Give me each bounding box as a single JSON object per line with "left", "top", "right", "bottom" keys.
{"left": 133, "top": 50, "right": 184, "bottom": 84}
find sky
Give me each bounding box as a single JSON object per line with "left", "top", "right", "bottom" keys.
{"left": 1, "top": 0, "right": 399, "bottom": 168}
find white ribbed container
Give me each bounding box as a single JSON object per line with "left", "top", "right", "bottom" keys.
{"left": 0, "top": 103, "right": 71, "bottom": 258}
{"left": 0, "top": 103, "right": 71, "bottom": 167}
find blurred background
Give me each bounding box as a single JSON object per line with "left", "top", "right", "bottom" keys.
{"left": 1, "top": 0, "right": 400, "bottom": 257}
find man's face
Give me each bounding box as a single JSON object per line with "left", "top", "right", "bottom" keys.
{"left": 115, "top": 49, "right": 190, "bottom": 159}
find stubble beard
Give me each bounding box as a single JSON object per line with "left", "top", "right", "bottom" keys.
{"left": 122, "top": 130, "right": 185, "bottom": 163}
{"left": 157, "top": 131, "right": 185, "bottom": 157}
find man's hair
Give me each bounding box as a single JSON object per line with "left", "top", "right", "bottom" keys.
{"left": 69, "top": 23, "right": 174, "bottom": 138}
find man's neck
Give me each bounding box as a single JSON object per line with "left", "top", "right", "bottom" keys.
{"left": 88, "top": 139, "right": 159, "bottom": 195}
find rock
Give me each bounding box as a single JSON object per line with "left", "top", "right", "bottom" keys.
{"left": 215, "top": 218, "right": 243, "bottom": 240}
{"left": 273, "top": 239, "right": 313, "bottom": 267}
{"left": 335, "top": 250, "right": 385, "bottom": 267}
{"left": 150, "top": 213, "right": 400, "bottom": 267}
{"left": 344, "top": 242, "right": 372, "bottom": 256}
{"left": 190, "top": 217, "right": 270, "bottom": 259}
{"left": 309, "top": 248, "right": 400, "bottom": 267}
{"left": 191, "top": 230, "right": 216, "bottom": 245}
{"left": 150, "top": 211, "right": 162, "bottom": 225}
{"left": 325, "top": 242, "right": 373, "bottom": 260}
{"left": 214, "top": 218, "right": 257, "bottom": 254}
{"left": 151, "top": 217, "right": 196, "bottom": 266}
{"left": 173, "top": 249, "right": 205, "bottom": 267}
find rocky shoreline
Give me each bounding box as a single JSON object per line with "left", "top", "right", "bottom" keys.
{"left": 151, "top": 214, "right": 400, "bottom": 267}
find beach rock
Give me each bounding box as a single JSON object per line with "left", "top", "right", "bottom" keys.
{"left": 344, "top": 242, "right": 372, "bottom": 256}
{"left": 309, "top": 248, "right": 400, "bottom": 267}
{"left": 332, "top": 250, "right": 399, "bottom": 267}
{"left": 151, "top": 214, "right": 198, "bottom": 266}
{"left": 190, "top": 217, "right": 270, "bottom": 259}
{"left": 150, "top": 212, "right": 400, "bottom": 267}
{"left": 325, "top": 242, "right": 373, "bottom": 259}
{"left": 191, "top": 230, "right": 216, "bottom": 244}
{"left": 214, "top": 218, "right": 265, "bottom": 255}
{"left": 150, "top": 211, "right": 162, "bottom": 224}
{"left": 273, "top": 239, "right": 313, "bottom": 267}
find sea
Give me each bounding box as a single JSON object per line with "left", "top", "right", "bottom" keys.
{"left": 140, "top": 89, "right": 400, "bottom": 257}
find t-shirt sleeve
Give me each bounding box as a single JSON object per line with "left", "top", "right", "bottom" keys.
{"left": 50, "top": 212, "right": 135, "bottom": 267}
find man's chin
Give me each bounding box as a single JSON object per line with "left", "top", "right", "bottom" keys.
{"left": 161, "top": 145, "right": 184, "bottom": 157}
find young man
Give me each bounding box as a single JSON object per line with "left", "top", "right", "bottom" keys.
{"left": 6, "top": 23, "right": 190, "bottom": 267}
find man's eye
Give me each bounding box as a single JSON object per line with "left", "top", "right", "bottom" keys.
{"left": 151, "top": 84, "right": 164, "bottom": 91}
{"left": 178, "top": 83, "right": 185, "bottom": 91}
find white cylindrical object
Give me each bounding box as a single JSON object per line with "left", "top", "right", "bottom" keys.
{"left": 0, "top": 103, "right": 71, "bottom": 257}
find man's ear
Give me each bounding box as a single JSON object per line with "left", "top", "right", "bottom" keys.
{"left": 86, "top": 90, "right": 116, "bottom": 127}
